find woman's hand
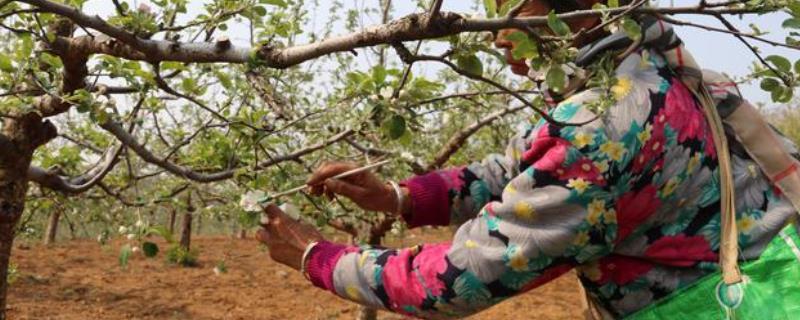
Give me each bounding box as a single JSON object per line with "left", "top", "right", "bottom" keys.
{"left": 256, "top": 203, "right": 323, "bottom": 271}
{"left": 307, "top": 161, "right": 405, "bottom": 214}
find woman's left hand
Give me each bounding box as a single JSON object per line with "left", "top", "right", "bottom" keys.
{"left": 255, "top": 203, "right": 324, "bottom": 270}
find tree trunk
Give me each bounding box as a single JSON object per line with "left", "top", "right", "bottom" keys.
{"left": 42, "top": 210, "right": 60, "bottom": 245}
{"left": 0, "top": 222, "right": 18, "bottom": 320}
{"left": 179, "top": 212, "right": 192, "bottom": 251}
{"left": 180, "top": 194, "right": 195, "bottom": 250}
{"left": 238, "top": 229, "right": 246, "bottom": 239}
{"left": 168, "top": 208, "right": 177, "bottom": 234}
{"left": 0, "top": 114, "right": 52, "bottom": 320}
{"left": 62, "top": 211, "right": 77, "bottom": 240}
{"left": 195, "top": 213, "right": 202, "bottom": 236}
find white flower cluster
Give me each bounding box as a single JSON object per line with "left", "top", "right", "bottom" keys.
{"left": 240, "top": 190, "right": 268, "bottom": 212}
{"left": 118, "top": 219, "right": 145, "bottom": 241}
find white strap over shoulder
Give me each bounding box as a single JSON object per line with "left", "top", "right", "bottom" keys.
{"left": 692, "top": 85, "right": 742, "bottom": 285}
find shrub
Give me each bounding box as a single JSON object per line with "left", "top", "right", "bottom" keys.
{"left": 6, "top": 263, "right": 18, "bottom": 285}
{"left": 165, "top": 245, "right": 199, "bottom": 267}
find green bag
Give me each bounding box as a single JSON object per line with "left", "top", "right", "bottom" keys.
{"left": 627, "top": 225, "right": 800, "bottom": 320}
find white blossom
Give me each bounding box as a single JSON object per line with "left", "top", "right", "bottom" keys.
{"left": 127, "top": 233, "right": 136, "bottom": 240}
{"left": 132, "top": 246, "right": 140, "bottom": 253}
{"left": 400, "top": 152, "right": 417, "bottom": 163}
{"left": 138, "top": 3, "right": 151, "bottom": 14}
{"left": 118, "top": 226, "right": 128, "bottom": 234}
{"left": 134, "top": 220, "right": 144, "bottom": 228}
{"left": 380, "top": 86, "right": 394, "bottom": 99}
{"left": 240, "top": 190, "right": 268, "bottom": 212}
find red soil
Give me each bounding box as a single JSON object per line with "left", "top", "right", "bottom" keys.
{"left": 6, "top": 229, "right": 584, "bottom": 319}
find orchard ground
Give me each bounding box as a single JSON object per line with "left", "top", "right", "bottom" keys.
{"left": 6, "top": 228, "right": 584, "bottom": 320}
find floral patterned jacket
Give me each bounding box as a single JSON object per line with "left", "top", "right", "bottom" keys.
{"left": 304, "top": 29, "right": 799, "bottom": 319}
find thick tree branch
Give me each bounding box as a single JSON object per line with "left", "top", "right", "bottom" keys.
{"left": 17, "top": 0, "right": 771, "bottom": 68}
{"left": 26, "top": 142, "right": 122, "bottom": 194}
{"left": 27, "top": 97, "right": 145, "bottom": 193}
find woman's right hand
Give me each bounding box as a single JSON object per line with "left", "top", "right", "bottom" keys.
{"left": 306, "top": 161, "right": 405, "bottom": 214}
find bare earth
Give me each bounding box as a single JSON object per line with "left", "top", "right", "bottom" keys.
{"left": 7, "top": 229, "right": 584, "bottom": 319}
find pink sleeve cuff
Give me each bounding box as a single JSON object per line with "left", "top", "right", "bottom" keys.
{"left": 306, "top": 241, "right": 348, "bottom": 292}
{"left": 401, "top": 172, "right": 451, "bottom": 228}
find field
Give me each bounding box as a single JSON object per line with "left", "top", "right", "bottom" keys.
{"left": 6, "top": 228, "right": 585, "bottom": 320}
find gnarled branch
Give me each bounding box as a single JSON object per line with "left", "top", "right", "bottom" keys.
{"left": 17, "top": 0, "right": 769, "bottom": 68}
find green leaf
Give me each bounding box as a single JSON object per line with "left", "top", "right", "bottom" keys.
{"left": 790, "top": 2, "right": 800, "bottom": 17}
{"left": 795, "top": 59, "right": 800, "bottom": 74}
{"left": 148, "top": 226, "right": 175, "bottom": 243}
{"left": 261, "top": 0, "right": 287, "bottom": 8}
{"left": 456, "top": 54, "right": 484, "bottom": 77}
{"left": 505, "top": 31, "right": 538, "bottom": 60}
{"left": 499, "top": 0, "right": 522, "bottom": 16}
{"left": 547, "top": 11, "right": 571, "bottom": 37}
{"left": 142, "top": 242, "right": 159, "bottom": 258}
{"left": 771, "top": 86, "right": 794, "bottom": 103}
{"left": 765, "top": 55, "right": 792, "bottom": 73}
{"left": 621, "top": 18, "right": 642, "bottom": 41}
{"left": 483, "top": 0, "right": 497, "bottom": 18}
{"left": 546, "top": 65, "right": 567, "bottom": 93}
{"left": 0, "top": 55, "right": 13, "bottom": 72}
{"left": 119, "top": 244, "right": 132, "bottom": 268}
{"left": 760, "top": 78, "right": 780, "bottom": 92}
{"left": 372, "top": 66, "right": 387, "bottom": 84}
{"left": 784, "top": 18, "right": 800, "bottom": 29}
{"left": 383, "top": 115, "right": 406, "bottom": 140}
{"left": 608, "top": 0, "right": 620, "bottom": 8}
{"left": 253, "top": 6, "right": 267, "bottom": 17}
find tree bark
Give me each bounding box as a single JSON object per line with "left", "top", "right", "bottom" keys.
{"left": 0, "top": 173, "right": 33, "bottom": 320}
{"left": 180, "top": 194, "right": 194, "bottom": 250}
{"left": 42, "top": 210, "right": 61, "bottom": 245}
{"left": 0, "top": 223, "right": 17, "bottom": 320}
{"left": 179, "top": 212, "right": 192, "bottom": 251}
{"left": 195, "top": 214, "right": 202, "bottom": 236}
{"left": 62, "top": 211, "right": 77, "bottom": 240}
{"left": 168, "top": 207, "right": 176, "bottom": 234}
{"left": 0, "top": 114, "right": 54, "bottom": 320}
{"left": 237, "top": 229, "right": 246, "bottom": 239}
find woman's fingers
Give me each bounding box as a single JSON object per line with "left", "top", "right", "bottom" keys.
{"left": 255, "top": 228, "right": 270, "bottom": 244}
{"left": 307, "top": 162, "right": 359, "bottom": 186}
{"left": 324, "top": 179, "right": 367, "bottom": 200}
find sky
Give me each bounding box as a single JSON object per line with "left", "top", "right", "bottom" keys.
{"left": 78, "top": 0, "right": 799, "bottom": 108}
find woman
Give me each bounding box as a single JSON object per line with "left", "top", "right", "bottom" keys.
{"left": 256, "top": 1, "right": 800, "bottom": 318}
